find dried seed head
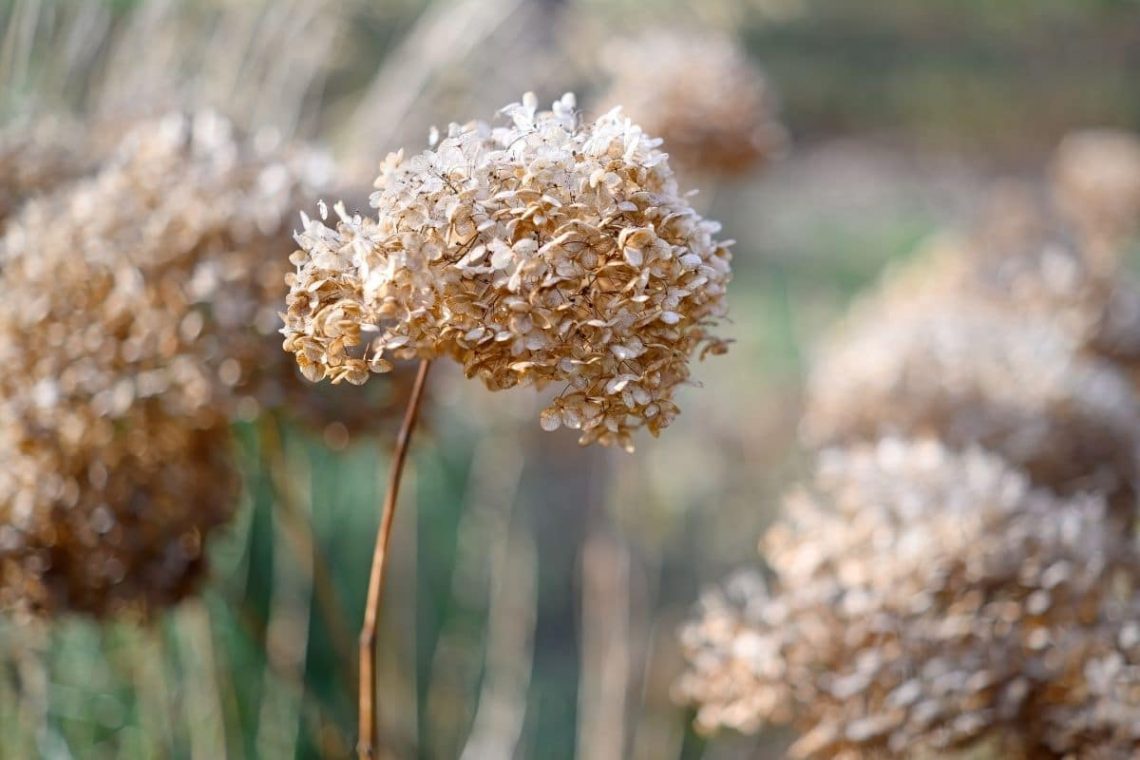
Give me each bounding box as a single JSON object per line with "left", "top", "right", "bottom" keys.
{"left": 0, "top": 111, "right": 337, "bottom": 616}
{"left": 599, "top": 31, "right": 785, "bottom": 177}
{"left": 284, "top": 93, "right": 732, "bottom": 451}
{"left": 1052, "top": 129, "right": 1140, "bottom": 252}
{"left": 801, "top": 264, "right": 1140, "bottom": 515}
{"left": 677, "top": 439, "right": 1140, "bottom": 758}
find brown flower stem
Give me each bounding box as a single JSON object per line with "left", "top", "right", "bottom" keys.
{"left": 358, "top": 358, "right": 432, "bottom": 759}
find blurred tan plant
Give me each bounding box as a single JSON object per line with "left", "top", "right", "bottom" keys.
{"left": 284, "top": 92, "right": 733, "bottom": 452}
{"left": 598, "top": 30, "right": 785, "bottom": 177}
{"left": 1052, "top": 129, "right": 1140, "bottom": 255}
{"left": 1037, "top": 604, "right": 1140, "bottom": 756}
{"left": 677, "top": 438, "right": 1140, "bottom": 759}
{"left": 0, "top": 111, "right": 331, "bottom": 616}
{"left": 800, "top": 275, "right": 1140, "bottom": 516}
{"left": 933, "top": 181, "right": 1140, "bottom": 369}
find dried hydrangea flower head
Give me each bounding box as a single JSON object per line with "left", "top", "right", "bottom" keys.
{"left": 0, "top": 110, "right": 350, "bottom": 616}
{"left": 1, "top": 109, "right": 404, "bottom": 437}
{"left": 877, "top": 227, "right": 1140, "bottom": 379}
{"left": 0, "top": 119, "right": 247, "bottom": 615}
{"left": 677, "top": 439, "right": 1140, "bottom": 758}
{"left": 284, "top": 93, "right": 732, "bottom": 451}
{"left": 598, "top": 31, "right": 785, "bottom": 177}
{"left": 964, "top": 182, "right": 1140, "bottom": 364}
{"left": 1052, "top": 129, "right": 1140, "bottom": 253}
{"left": 801, "top": 266, "right": 1140, "bottom": 516}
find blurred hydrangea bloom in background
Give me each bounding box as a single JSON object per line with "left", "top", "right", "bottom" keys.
{"left": 802, "top": 283, "right": 1140, "bottom": 518}
{"left": 678, "top": 439, "right": 1140, "bottom": 759}
{"left": 599, "top": 30, "right": 785, "bottom": 178}
{"left": 0, "top": 112, "right": 330, "bottom": 616}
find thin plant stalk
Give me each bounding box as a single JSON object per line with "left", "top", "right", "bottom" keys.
{"left": 358, "top": 358, "right": 432, "bottom": 759}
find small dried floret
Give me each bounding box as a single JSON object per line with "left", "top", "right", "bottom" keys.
{"left": 283, "top": 93, "right": 732, "bottom": 451}
{"left": 677, "top": 439, "right": 1140, "bottom": 758}
{"left": 599, "top": 31, "right": 785, "bottom": 177}
{"left": 1052, "top": 129, "right": 1140, "bottom": 251}
{"left": 801, "top": 268, "right": 1140, "bottom": 515}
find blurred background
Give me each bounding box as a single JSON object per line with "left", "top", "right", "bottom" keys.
{"left": 1, "top": 0, "right": 1139, "bottom": 758}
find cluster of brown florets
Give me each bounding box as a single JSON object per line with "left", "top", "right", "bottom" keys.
{"left": 678, "top": 440, "right": 1140, "bottom": 759}
{"left": 678, "top": 130, "right": 1140, "bottom": 758}
{"left": 0, "top": 112, "right": 335, "bottom": 617}
{"left": 283, "top": 93, "right": 732, "bottom": 451}
{"left": 800, "top": 269, "right": 1140, "bottom": 516}
{"left": 882, "top": 184, "right": 1140, "bottom": 373}
{"left": 599, "top": 31, "right": 785, "bottom": 177}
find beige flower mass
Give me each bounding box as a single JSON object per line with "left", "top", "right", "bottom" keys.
{"left": 801, "top": 261, "right": 1140, "bottom": 516}
{"left": 0, "top": 112, "right": 328, "bottom": 616}
{"left": 599, "top": 30, "right": 785, "bottom": 176}
{"left": 283, "top": 93, "right": 732, "bottom": 451}
{"left": 678, "top": 439, "right": 1140, "bottom": 758}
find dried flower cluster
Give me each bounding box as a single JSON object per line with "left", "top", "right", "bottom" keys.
{"left": 283, "top": 93, "right": 732, "bottom": 451}
{"left": 677, "top": 440, "right": 1140, "bottom": 758}
{"left": 599, "top": 31, "right": 785, "bottom": 177}
{"left": 800, "top": 286, "right": 1140, "bottom": 514}
{"left": 0, "top": 111, "right": 339, "bottom": 616}
{"left": 926, "top": 182, "right": 1140, "bottom": 370}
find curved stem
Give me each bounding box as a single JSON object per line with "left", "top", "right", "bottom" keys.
{"left": 358, "top": 358, "right": 432, "bottom": 759}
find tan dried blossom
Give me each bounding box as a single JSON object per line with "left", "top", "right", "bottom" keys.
{"left": 677, "top": 439, "right": 1140, "bottom": 759}
{"left": 800, "top": 268, "right": 1140, "bottom": 515}
{"left": 1052, "top": 129, "right": 1140, "bottom": 252}
{"left": 866, "top": 228, "right": 1140, "bottom": 378}
{"left": 0, "top": 111, "right": 338, "bottom": 616}
{"left": 955, "top": 183, "right": 1140, "bottom": 367}
{"left": 2, "top": 112, "right": 339, "bottom": 418}
{"left": 599, "top": 31, "right": 785, "bottom": 177}
{"left": 283, "top": 93, "right": 732, "bottom": 451}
